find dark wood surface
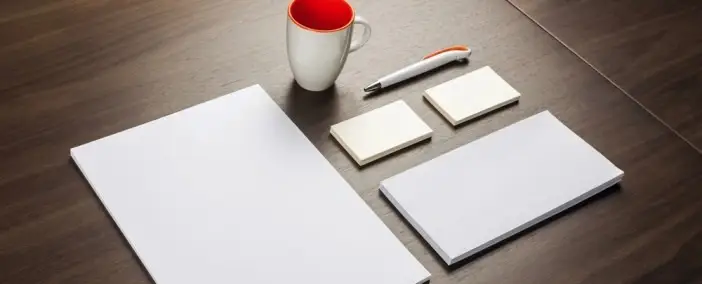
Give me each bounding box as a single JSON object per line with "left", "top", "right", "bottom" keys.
{"left": 2, "top": 0, "right": 702, "bottom": 283}
{"left": 509, "top": 0, "right": 702, "bottom": 152}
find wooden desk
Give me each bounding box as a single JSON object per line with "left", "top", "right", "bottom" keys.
{"left": 509, "top": 0, "right": 702, "bottom": 152}
{"left": 1, "top": 0, "right": 701, "bottom": 283}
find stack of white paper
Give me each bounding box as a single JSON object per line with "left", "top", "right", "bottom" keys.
{"left": 381, "top": 111, "right": 623, "bottom": 265}
{"left": 71, "top": 85, "right": 430, "bottom": 284}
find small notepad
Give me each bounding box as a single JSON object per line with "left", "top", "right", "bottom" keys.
{"left": 381, "top": 111, "right": 623, "bottom": 265}
{"left": 425, "top": 66, "right": 520, "bottom": 126}
{"left": 331, "top": 100, "right": 432, "bottom": 166}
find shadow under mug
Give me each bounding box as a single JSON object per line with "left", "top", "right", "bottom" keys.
{"left": 287, "top": 0, "right": 371, "bottom": 91}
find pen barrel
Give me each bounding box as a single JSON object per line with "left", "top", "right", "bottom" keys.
{"left": 379, "top": 51, "right": 467, "bottom": 88}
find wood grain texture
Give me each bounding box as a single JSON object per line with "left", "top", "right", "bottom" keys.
{"left": 508, "top": 0, "right": 702, "bottom": 151}
{"left": 1, "top": 0, "right": 702, "bottom": 283}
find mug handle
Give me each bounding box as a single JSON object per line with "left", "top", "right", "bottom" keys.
{"left": 349, "top": 16, "right": 371, "bottom": 53}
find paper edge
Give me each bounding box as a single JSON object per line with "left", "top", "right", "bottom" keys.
{"left": 71, "top": 84, "right": 266, "bottom": 151}
{"left": 453, "top": 94, "right": 520, "bottom": 125}
{"left": 380, "top": 184, "right": 453, "bottom": 265}
{"left": 330, "top": 126, "right": 367, "bottom": 166}
{"left": 70, "top": 148, "right": 160, "bottom": 280}
{"left": 424, "top": 92, "right": 459, "bottom": 126}
{"left": 449, "top": 173, "right": 624, "bottom": 265}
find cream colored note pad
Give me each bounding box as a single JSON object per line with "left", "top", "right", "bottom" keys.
{"left": 331, "top": 100, "right": 432, "bottom": 166}
{"left": 425, "top": 66, "right": 520, "bottom": 126}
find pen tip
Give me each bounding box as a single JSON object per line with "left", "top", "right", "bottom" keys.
{"left": 364, "top": 83, "right": 381, "bottom": 92}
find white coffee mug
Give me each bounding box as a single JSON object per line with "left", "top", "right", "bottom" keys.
{"left": 287, "top": 0, "right": 371, "bottom": 91}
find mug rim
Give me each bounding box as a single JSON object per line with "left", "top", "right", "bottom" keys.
{"left": 288, "top": 0, "right": 355, "bottom": 33}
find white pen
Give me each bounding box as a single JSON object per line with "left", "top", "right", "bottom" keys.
{"left": 364, "top": 45, "right": 472, "bottom": 92}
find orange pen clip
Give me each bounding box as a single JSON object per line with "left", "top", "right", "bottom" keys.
{"left": 422, "top": 45, "right": 470, "bottom": 60}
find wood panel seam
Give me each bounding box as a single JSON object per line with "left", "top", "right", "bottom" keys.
{"left": 504, "top": 0, "right": 702, "bottom": 156}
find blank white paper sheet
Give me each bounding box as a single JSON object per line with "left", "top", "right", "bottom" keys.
{"left": 330, "top": 100, "right": 433, "bottom": 166}
{"left": 71, "top": 85, "right": 430, "bottom": 284}
{"left": 425, "top": 66, "right": 520, "bottom": 126}
{"left": 381, "top": 111, "right": 623, "bottom": 265}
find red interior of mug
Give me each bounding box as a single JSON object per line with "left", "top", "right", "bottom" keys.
{"left": 288, "top": 0, "right": 354, "bottom": 32}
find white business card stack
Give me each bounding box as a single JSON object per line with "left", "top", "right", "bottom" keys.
{"left": 381, "top": 111, "right": 623, "bottom": 265}
{"left": 331, "top": 100, "right": 433, "bottom": 166}
{"left": 425, "top": 66, "right": 520, "bottom": 126}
